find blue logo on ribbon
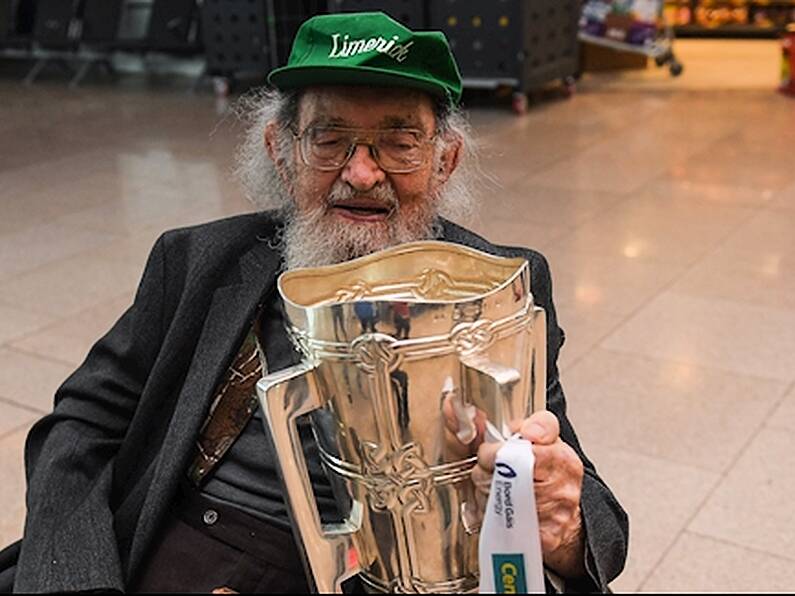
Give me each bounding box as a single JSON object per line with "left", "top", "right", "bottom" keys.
{"left": 495, "top": 462, "right": 517, "bottom": 479}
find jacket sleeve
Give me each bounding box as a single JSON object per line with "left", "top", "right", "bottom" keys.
{"left": 14, "top": 235, "right": 169, "bottom": 593}
{"left": 530, "top": 252, "right": 629, "bottom": 593}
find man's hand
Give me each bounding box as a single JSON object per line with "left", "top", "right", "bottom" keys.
{"left": 473, "top": 411, "right": 587, "bottom": 579}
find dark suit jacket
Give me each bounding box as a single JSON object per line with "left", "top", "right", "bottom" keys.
{"left": 9, "top": 211, "right": 628, "bottom": 592}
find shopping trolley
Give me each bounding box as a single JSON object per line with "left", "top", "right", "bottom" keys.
{"left": 579, "top": 0, "right": 683, "bottom": 77}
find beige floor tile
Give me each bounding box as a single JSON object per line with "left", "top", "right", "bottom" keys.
{"left": 0, "top": 347, "right": 74, "bottom": 413}
{"left": 689, "top": 428, "right": 795, "bottom": 561}
{"left": 78, "top": 207, "right": 240, "bottom": 268}
{"left": 55, "top": 194, "right": 219, "bottom": 237}
{"left": 498, "top": 185, "right": 628, "bottom": 228}
{"left": 478, "top": 120, "right": 616, "bottom": 187}
{"left": 547, "top": 195, "right": 754, "bottom": 265}
{"left": 0, "top": 427, "right": 32, "bottom": 549}
{"left": 0, "top": 171, "right": 122, "bottom": 236}
{"left": 642, "top": 532, "right": 795, "bottom": 592}
{"left": 0, "top": 255, "right": 142, "bottom": 318}
{"left": 581, "top": 443, "right": 720, "bottom": 593}
{"left": 718, "top": 209, "right": 795, "bottom": 261}
{"left": 0, "top": 304, "right": 55, "bottom": 346}
{"left": 565, "top": 349, "right": 787, "bottom": 472}
{"left": 544, "top": 249, "right": 685, "bottom": 317}
{"left": 469, "top": 217, "right": 569, "bottom": 252}
{"left": 670, "top": 136, "right": 795, "bottom": 192}
{"left": 0, "top": 401, "right": 38, "bottom": 438}
{"left": 766, "top": 384, "right": 795, "bottom": 433}
{"left": 555, "top": 308, "right": 627, "bottom": 372}
{"left": 671, "top": 211, "right": 795, "bottom": 313}
{"left": 671, "top": 245, "right": 795, "bottom": 312}
{"left": 10, "top": 294, "right": 134, "bottom": 367}
{"left": 524, "top": 90, "right": 668, "bottom": 133}
{"left": 669, "top": 208, "right": 795, "bottom": 310}
{"left": 645, "top": 178, "right": 776, "bottom": 208}
{"left": 524, "top": 107, "right": 726, "bottom": 195}
{"left": 0, "top": 147, "right": 120, "bottom": 201}
{"left": 523, "top": 144, "right": 668, "bottom": 195}
{"left": 0, "top": 223, "right": 120, "bottom": 282}
{"left": 602, "top": 292, "right": 795, "bottom": 383}
{"left": 82, "top": 227, "right": 165, "bottom": 268}
{"left": 769, "top": 182, "right": 795, "bottom": 212}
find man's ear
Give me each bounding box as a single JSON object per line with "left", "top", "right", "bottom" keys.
{"left": 264, "top": 121, "right": 293, "bottom": 191}
{"left": 436, "top": 134, "right": 463, "bottom": 185}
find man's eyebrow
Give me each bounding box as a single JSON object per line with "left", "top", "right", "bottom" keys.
{"left": 379, "top": 115, "right": 424, "bottom": 129}
{"left": 305, "top": 116, "right": 350, "bottom": 128}
{"left": 304, "top": 115, "right": 427, "bottom": 130}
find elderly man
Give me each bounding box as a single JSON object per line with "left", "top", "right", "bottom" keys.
{"left": 4, "top": 11, "right": 627, "bottom": 594}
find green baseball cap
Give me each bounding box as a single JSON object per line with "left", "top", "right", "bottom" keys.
{"left": 268, "top": 12, "right": 463, "bottom": 105}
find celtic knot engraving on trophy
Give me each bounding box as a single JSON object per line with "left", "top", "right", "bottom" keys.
{"left": 450, "top": 319, "right": 496, "bottom": 355}
{"left": 414, "top": 268, "right": 456, "bottom": 300}
{"left": 351, "top": 333, "right": 402, "bottom": 374}
{"left": 360, "top": 442, "right": 434, "bottom": 513}
{"left": 335, "top": 280, "right": 374, "bottom": 302}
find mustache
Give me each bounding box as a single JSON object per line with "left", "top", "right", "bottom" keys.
{"left": 325, "top": 181, "right": 399, "bottom": 210}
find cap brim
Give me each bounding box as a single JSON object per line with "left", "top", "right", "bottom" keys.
{"left": 268, "top": 64, "right": 453, "bottom": 103}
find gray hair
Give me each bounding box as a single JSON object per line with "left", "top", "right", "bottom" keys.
{"left": 232, "top": 87, "right": 479, "bottom": 224}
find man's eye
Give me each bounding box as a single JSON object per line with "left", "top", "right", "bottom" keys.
{"left": 313, "top": 136, "right": 347, "bottom": 147}
{"left": 382, "top": 136, "right": 419, "bottom": 150}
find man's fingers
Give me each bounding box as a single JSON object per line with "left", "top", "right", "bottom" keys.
{"left": 520, "top": 410, "right": 560, "bottom": 445}
{"left": 532, "top": 442, "right": 584, "bottom": 484}
{"left": 476, "top": 440, "right": 502, "bottom": 472}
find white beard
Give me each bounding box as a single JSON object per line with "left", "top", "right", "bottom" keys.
{"left": 281, "top": 179, "right": 441, "bottom": 270}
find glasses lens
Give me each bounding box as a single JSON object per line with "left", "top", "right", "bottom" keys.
{"left": 300, "top": 127, "right": 429, "bottom": 172}
{"left": 375, "top": 129, "right": 425, "bottom": 172}
{"left": 303, "top": 127, "right": 353, "bottom": 169}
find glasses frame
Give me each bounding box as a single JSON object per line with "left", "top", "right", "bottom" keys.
{"left": 292, "top": 125, "right": 438, "bottom": 174}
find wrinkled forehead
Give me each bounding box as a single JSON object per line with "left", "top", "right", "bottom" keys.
{"left": 297, "top": 85, "right": 438, "bottom": 134}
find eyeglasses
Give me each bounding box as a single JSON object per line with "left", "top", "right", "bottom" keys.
{"left": 292, "top": 126, "right": 436, "bottom": 174}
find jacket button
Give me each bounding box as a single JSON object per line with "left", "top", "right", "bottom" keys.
{"left": 203, "top": 509, "right": 219, "bottom": 526}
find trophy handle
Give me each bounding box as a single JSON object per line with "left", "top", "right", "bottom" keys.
{"left": 530, "top": 305, "right": 547, "bottom": 413}
{"left": 460, "top": 305, "right": 548, "bottom": 438}
{"left": 257, "top": 361, "right": 363, "bottom": 594}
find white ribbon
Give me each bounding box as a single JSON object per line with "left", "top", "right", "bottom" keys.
{"left": 478, "top": 436, "right": 545, "bottom": 594}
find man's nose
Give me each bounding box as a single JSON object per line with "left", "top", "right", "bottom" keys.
{"left": 340, "top": 144, "right": 386, "bottom": 191}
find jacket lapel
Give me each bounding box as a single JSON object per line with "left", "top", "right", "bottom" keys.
{"left": 127, "top": 241, "right": 281, "bottom": 575}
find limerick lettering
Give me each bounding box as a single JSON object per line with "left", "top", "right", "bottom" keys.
{"left": 329, "top": 33, "right": 414, "bottom": 62}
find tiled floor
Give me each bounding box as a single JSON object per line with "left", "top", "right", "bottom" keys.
{"left": 1, "top": 40, "right": 794, "bottom": 591}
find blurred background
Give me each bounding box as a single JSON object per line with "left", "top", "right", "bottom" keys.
{"left": 1, "top": 0, "right": 794, "bottom": 592}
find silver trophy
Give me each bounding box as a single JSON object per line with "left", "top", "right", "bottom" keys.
{"left": 256, "top": 241, "right": 546, "bottom": 593}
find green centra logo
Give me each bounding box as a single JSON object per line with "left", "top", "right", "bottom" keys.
{"left": 492, "top": 554, "right": 527, "bottom": 594}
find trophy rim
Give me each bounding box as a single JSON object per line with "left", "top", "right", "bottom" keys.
{"left": 278, "top": 240, "right": 529, "bottom": 309}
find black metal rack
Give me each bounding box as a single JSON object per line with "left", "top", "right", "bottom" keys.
{"left": 429, "top": 0, "right": 580, "bottom": 113}
{"left": 328, "top": 0, "right": 426, "bottom": 29}
{"left": 200, "top": 0, "right": 323, "bottom": 92}
{"left": 331, "top": 0, "right": 580, "bottom": 112}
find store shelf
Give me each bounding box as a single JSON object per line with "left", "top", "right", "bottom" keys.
{"left": 674, "top": 24, "right": 786, "bottom": 36}
{"left": 666, "top": 1, "right": 795, "bottom": 6}
{"left": 665, "top": 0, "right": 795, "bottom": 37}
